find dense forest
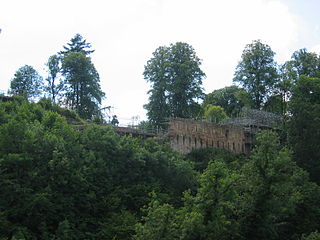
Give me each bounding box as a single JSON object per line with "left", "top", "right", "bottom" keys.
{"left": 0, "top": 35, "right": 320, "bottom": 239}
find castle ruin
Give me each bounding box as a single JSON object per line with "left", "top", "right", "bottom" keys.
{"left": 167, "top": 118, "right": 255, "bottom": 155}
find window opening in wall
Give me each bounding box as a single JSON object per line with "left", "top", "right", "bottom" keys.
{"left": 217, "top": 141, "right": 220, "bottom": 148}
{"left": 200, "top": 139, "right": 203, "bottom": 147}
{"left": 211, "top": 140, "right": 214, "bottom": 147}
{"left": 233, "top": 142, "right": 235, "bottom": 150}
{"left": 225, "top": 129, "right": 229, "bottom": 138}
{"left": 228, "top": 142, "right": 230, "bottom": 149}
{"left": 176, "top": 135, "right": 179, "bottom": 143}
{"left": 194, "top": 138, "right": 197, "bottom": 146}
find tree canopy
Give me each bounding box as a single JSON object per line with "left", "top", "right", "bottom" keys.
{"left": 144, "top": 42, "right": 205, "bottom": 128}
{"left": 2, "top": 36, "right": 320, "bottom": 240}
{"left": 61, "top": 51, "right": 105, "bottom": 119}
{"left": 10, "top": 65, "right": 43, "bottom": 100}
{"left": 203, "top": 85, "right": 252, "bottom": 117}
{"left": 56, "top": 34, "right": 105, "bottom": 120}
{"left": 59, "top": 33, "right": 94, "bottom": 56}
{"left": 288, "top": 76, "right": 320, "bottom": 183}
{"left": 203, "top": 104, "right": 228, "bottom": 123}
{"left": 134, "top": 131, "right": 320, "bottom": 240}
{"left": 289, "top": 48, "right": 320, "bottom": 80}
{"left": 0, "top": 98, "right": 196, "bottom": 239}
{"left": 234, "top": 40, "right": 278, "bottom": 109}
{"left": 45, "top": 54, "right": 63, "bottom": 103}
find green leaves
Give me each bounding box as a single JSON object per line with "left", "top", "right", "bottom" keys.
{"left": 204, "top": 85, "right": 252, "bottom": 117}
{"left": 144, "top": 42, "right": 205, "bottom": 128}
{"left": 134, "top": 195, "right": 178, "bottom": 240}
{"left": 0, "top": 99, "right": 198, "bottom": 239}
{"left": 288, "top": 76, "right": 320, "bottom": 183}
{"left": 203, "top": 105, "right": 229, "bottom": 123}
{"left": 61, "top": 52, "right": 105, "bottom": 119}
{"left": 10, "top": 65, "right": 43, "bottom": 100}
{"left": 1, "top": 96, "right": 319, "bottom": 239}
{"left": 135, "top": 131, "right": 320, "bottom": 240}
{"left": 234, "top": 40, "right": 278, "bottom": 109}
{"left": 241, "top": 131, "right": 316, "bottom": 239}
{"left": 59, "top": 33, "right": 95, "bottom": 56}
{"left": 46, "top": 54, "right": 64, "bottom": 103}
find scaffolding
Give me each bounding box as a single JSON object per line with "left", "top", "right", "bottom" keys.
{"left": 223, "top": 107, "right": 283, "bottom": 129}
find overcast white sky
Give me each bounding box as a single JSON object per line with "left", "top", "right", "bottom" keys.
{"left": 1, "top": 0, "right": 320, "bottom": 124}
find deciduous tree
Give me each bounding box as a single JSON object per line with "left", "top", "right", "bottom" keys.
{"left": 10, "top": 65, "right": 43, "bottom": 100}
{"left": 289, "top": 48, "right": 320, "bottom": 80}
{"left": 144, "top": 42, "right": 205, "bottom": 128}
{"left": 203, "top": 85, "right": 252, "bottom": 117}
{"left": 203, "top": 105, "right": 228, "bottom": 123}
{"left": 46, "top": 54, "right": 64, "bottom": 103}
{"left": 234, "top": 40, "right": 278, "bottom": 109}
{"left": 288, "top": 76, "right": 320, "bottom": 183}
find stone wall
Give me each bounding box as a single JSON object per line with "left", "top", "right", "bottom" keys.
{"left": 168, "top": 118, "right": 252, "bottom": 155}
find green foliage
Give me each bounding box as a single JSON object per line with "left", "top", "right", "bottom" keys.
{"left": 59, "top": 33, "right": 95, "bottom": 56}
{"left": 234, "top": 40, "right": 279, "bottom": 109}
{"left": 186, "top": 147, "right": 244, "bottom": 172}
{"left": 58, "top": 34, "right": 105, "bottom": 120}
{"left": 134, "top": 193, "right": 179, "bottom": 240}
{"left": 37, "top": 97, "right": 82, "bottom": 123}
{"left": 61, "top": 51, "right": 105, "bottom": 119}
{"left": 288, "top": 76, "right": 320, "bottom": 183}
{"left": 135, "top": 131, "right": 320, "bottom": 240}
{"left": 301, "top": 231, "right": 320, "bottom": 240}
{"left": 0, "top": 99, "right": 196, "bottom": 239}
{"left": 203, "top": 104, "right": 229, "bottom": 123}
{"left": 288, "top": 49, "right": 320, "bottom": 81}
{"left": 240, "top": 131, "right": 319, "bottom": 239}
{"left": 45, "top": 54, "right": 64, "bottom": 103}
{"left": 10, "top": 65, "right": 43, "bottom": 100}
{"left": 144, "top": 42, "right": 205, "bottom": 128}
{"left": 276, "top": 48, "right": 320, "bottom": 117}
{"left": 203, "top": 85, "right": 253, "bottom": 117}
{"left": 263, "top": 93, "right": 286, "bottom": 115}
{"left": 2, "top": 58, "right": 320, "bottom": 239}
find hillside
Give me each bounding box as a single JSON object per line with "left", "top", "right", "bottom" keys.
{"left": 0, "top": 97, "right": 319, "bottom": 239}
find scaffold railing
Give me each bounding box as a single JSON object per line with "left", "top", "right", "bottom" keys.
{"left": 223, "top": 107, "right": 283, "bottom": 129}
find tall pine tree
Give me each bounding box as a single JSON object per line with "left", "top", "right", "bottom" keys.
{"left": 60, "top": 34, "right": 105, "bottom": 119}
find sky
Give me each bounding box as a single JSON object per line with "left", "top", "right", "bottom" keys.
{"left": 1, "top": 0, "right": 320, "bottom": 125}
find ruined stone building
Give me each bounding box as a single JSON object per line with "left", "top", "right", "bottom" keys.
{"left": 167, "top": 118, "right": 255, "bottom": 155}
{"left": 166, "top": 109, "right": 282, "bottom": 155}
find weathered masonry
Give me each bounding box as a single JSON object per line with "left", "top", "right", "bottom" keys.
{"left": 168, "top": 118, "right": 253, "bottom": 155}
